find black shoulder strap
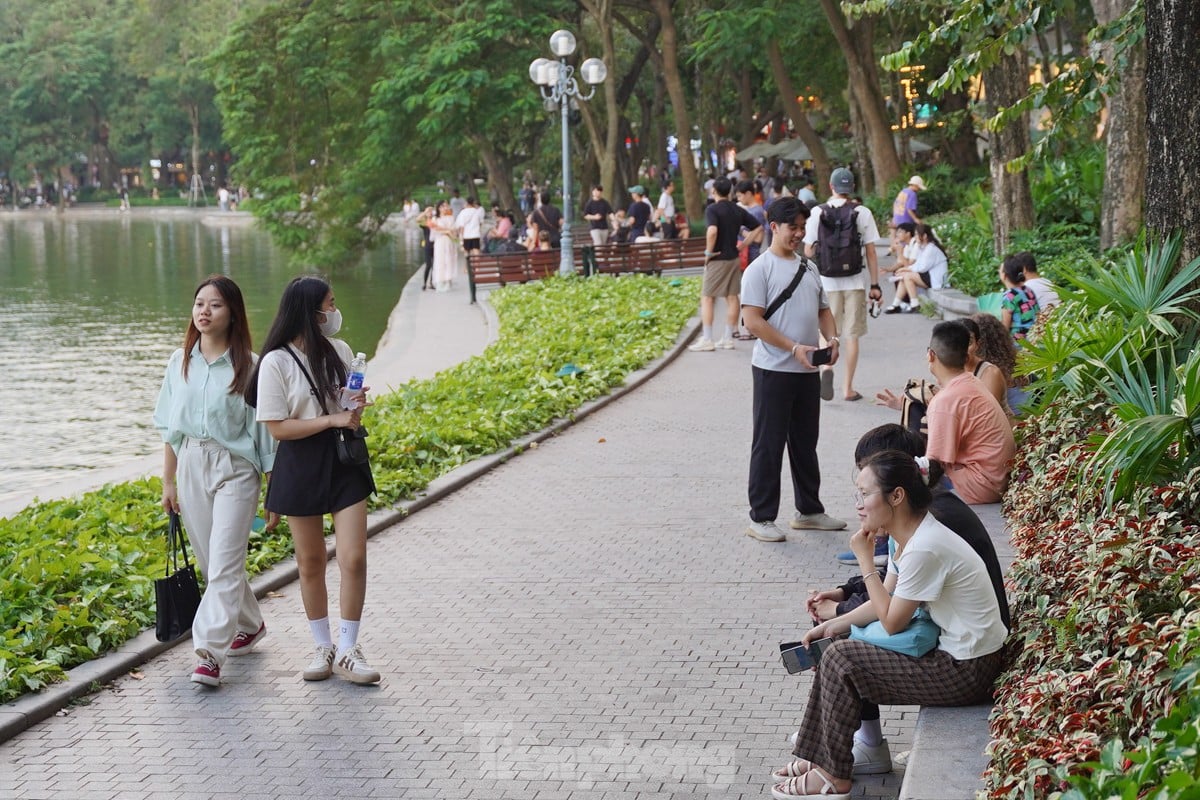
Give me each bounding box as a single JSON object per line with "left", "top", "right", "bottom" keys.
{"left": 284, "top": 346, "right": 331, "bottom": 415}
{"left": 763, "top": 258, "right": 817, "bottom": 321}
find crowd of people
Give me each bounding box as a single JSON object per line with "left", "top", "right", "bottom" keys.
{"left": 670, "top": 164, "right": 1049, "bottom": 798}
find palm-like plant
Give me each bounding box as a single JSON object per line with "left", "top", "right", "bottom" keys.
{"left": 1018, "top": 232, "right": 1200, "bottom": 505}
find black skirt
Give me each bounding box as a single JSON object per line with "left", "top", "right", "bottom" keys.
{"left": 266, "top": 428, "right": 376, "bottom": 517}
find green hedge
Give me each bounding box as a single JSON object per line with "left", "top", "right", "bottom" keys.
{"left": 0, "top": 274, "right": 700, "bottom": 703}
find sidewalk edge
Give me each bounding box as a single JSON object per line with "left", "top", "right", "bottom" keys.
{"left": 0, "top": 310, "right": 700, "bottom": 745}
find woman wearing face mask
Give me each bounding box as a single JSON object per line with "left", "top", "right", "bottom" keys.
{"left": 246, "top": 275, "right": 381, "bottom": 685}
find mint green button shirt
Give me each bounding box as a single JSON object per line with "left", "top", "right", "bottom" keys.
{"left": 153, "top": 345, "right": 276, "bottom": 474}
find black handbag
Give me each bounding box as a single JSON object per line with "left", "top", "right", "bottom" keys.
{"left": 155, "top": 511, "right": 202, "bottom": 642}
{"left": 334, "top": 425, "right": 370, "bottom": 466}
{"left": 285, "top": 346, "right": 370, "bottom": 467}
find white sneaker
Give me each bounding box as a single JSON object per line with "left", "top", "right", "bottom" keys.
{"left": 745, "top": 520, "right": 786, "bottom": 542}
{"left": 688, "top": 338, "right": 716, "bottom": 352}
{"left": 333, "top": 643, "right": 382, "bottom": 685}
{"left": 303, "top": 644, "right": 337, "bottom": 681}
{"left": 790, "top": 511, "right": 848, "bottom": 531}
{"left": 852, "top": 738, "right": 893, "bottom": 775}
{"left": 715, "top": 337, "right": 735, "bottom": 350}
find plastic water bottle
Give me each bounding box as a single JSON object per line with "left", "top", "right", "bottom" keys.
{"left": 341, "top": 352, "right": 367, "bottom": 410}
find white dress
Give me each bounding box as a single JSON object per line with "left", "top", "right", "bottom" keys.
{"left": 430, "top": 215, "right": 458, "bottom": 291}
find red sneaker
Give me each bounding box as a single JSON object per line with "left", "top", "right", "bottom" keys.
{"left": 191, "top": 656, "right": 220, "bottom": 687}
{"left": 228, "top": 623, "right": 267, "bottom": 656}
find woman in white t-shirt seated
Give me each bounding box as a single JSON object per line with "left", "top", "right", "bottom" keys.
{"left": 769, "top": 450, "right": 1007, "bottom": 800}
{"left": 885, "top": 224, "right": 948, "bottom": 314}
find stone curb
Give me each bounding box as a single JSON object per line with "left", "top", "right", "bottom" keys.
{"left": 0, "top": 305, "right": 701, "bottom": 745}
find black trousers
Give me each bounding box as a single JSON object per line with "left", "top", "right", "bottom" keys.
{"left": 748, "top": 366, "right": 825, "bottom": 522}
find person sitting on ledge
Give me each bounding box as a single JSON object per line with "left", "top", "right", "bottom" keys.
{"left": 770, "top": 450, "right": 1008, "bottom": 800}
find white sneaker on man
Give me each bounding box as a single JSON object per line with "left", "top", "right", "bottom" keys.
{"left": 745, "top": 520, "right": 787, "bottom": 542}
{"left": 688, "top": 338, "right": 716, "bottom": 352}
{"left": 790, "top": 511, "right": 848, "bottom": 531}
{"left": 715, "top": 337, "right": 735, "bottom": 350}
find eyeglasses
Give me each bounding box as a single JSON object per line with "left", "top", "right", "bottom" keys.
{"left": 853, "top": 489, "right": 883, "bottom": 507}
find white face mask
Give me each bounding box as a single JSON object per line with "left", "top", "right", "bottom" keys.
{"left": 318, "top": 308, "right": 343, "bottom": 337}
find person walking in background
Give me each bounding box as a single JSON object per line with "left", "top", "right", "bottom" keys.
{"left": 689, "top": 177, "right": 761, "bottom": 352}
{"left": 656, "top": 180, "right": 677, "bottom": 239}
{"left": 889, "top": 175, "right": 926, "bottom": 256}
{"left": 430, "top": 201, "right": 459, "bottom": 292}
{"left": 416, "top": 204, "right": 436, "bottom": 290}
{"left": 154, "top": 276, "right": 278, "bottom": 688}
{"left": 583, "top": 185, "right": 614, "bottom": 246}
{"left": 247, "top": 276, "right": 381, "bottom": 685}
{"left": 804, "top": 167, "right": 883, "bottom": 402}
{"left": 740, "top": 196, "right": 846, "bottom": 543}
{"left": 531, "top": 192, "right": 563, "bottom": 248}
{"left": 456, "top": 196, "right": 486, "bottom": 263}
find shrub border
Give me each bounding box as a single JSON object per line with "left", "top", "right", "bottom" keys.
{"left": 0, "top": 304, "right": 703, "bottom": 744}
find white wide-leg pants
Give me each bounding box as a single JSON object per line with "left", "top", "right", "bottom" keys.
{"left": 177, "top": 438, "right": 264, "bottom": 665}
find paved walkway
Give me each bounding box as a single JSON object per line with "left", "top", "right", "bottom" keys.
{"left": 0, "top": 269, "right": 944, "bottom": 799}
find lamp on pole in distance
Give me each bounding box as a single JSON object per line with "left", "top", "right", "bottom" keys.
{"left": 529, "top": 30, "right": 607, "bottom": 276}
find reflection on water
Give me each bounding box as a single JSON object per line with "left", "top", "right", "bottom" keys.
{"left": 0, "top": 212, "right": 420, "bottom": 501}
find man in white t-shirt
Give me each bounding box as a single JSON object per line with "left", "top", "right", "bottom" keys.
{"left": 804, "top": 168, "right": 883, "bottom": 403}
{"left": 656, "top": 180, "right": 677, "bottom": 238}
{"left": 740, "top": 196, "right": 848, "bottom": 543}
{"left": 1014, "top": 251, "right": 1061, "bottom": 309}
{"left": 456, "top": 197, "right": 486, "bottom": 259}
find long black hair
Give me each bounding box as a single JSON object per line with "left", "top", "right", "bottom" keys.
{"left": 244, "top": 275, "right": 346, "bottom": 408}
{"left": 182, "top": 275, "right": 254, "bottom": 395}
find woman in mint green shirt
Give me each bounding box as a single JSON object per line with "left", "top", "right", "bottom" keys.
{"left": 153, "top": 276, "right": 277, "bottom": 688}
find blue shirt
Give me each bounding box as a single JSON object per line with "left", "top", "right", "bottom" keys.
{"left": 154, "top": 344, "right": 276, "bottom": 474}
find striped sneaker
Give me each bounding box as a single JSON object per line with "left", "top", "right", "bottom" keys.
{"left": 333, "top": 644, "right": 382, "bottom": 685}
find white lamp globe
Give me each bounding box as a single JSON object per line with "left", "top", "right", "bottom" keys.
{"left": 529, "top": 58, "right": 550, "bottom": 84}
{"left": 538, "top": 61, "right": 560, "bottom": 86}
{"left": 580, "top": 58, "right": 607, "bottom": 85}
{"left": 549, "top": 29, "right": 577, "bottom": 57}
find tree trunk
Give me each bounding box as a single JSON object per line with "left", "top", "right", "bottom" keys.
{"left": 848, "top": 88, "right": 874, "bottom": 193}
{"left": 471, "top": 135, "right": 516, "bottom": 212}
{"left": 817, "top": 0, "right": 901, "bottom": 193}
{"left": 983, "top": 50, "right": 1035, "bottom": 254}
{"left": 189, "top": 102, "right": 202, "bottom": 203}
{"left": 650, "top": 0, "right": 702, "bottom": 221}
{"left": 1145, "top": 0, "right": 1200, "bottom": 264}
{"left": 580, "top": 0, "right": 621, "bottom": 197}
{"left": 938, "top": 87, "right": 982, "bottom": 170}
{"left": 766, "top": 38, "right": 832, "bottom": 191}
{"left": 1094, "top": 0, "right": 1146, "bottom": 250}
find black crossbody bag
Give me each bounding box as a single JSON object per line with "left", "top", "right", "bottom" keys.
{"left": 284, "top": 347, "right": 370, "bottom": 467}
{"left": 763, "top": 257, "right": 820, "bottom": 321}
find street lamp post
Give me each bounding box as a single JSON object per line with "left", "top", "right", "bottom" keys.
{"left": 530, "top": 30, "right": 607, "bottom": 276}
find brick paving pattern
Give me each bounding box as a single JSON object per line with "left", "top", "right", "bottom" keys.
{"left": 1, "top": 296, "right": 937, "bottom": 799}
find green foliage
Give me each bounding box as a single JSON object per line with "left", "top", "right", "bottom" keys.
{"left": 0, "top": 275, "right": 699, "bottom": 703}
{"left": 362, "top": 275, "right": 699, "bottom": 505}
{"left": 1057, "top": 650, "right": 1200, "bottom": 800}
{"left": 986, "top": 394, "right": 1200, "bottom": 800}
{"left": 1029, "top": 144, "right": 1104, "bottom": 228}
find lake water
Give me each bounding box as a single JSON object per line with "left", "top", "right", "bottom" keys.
{"left": 0, "top": 211, "right": 420, "bottom": 503}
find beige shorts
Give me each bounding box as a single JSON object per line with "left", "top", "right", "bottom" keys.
{"left": 827, "top": 288, "right": 868, "bottom": 338}
{"left": 702, "top": 257, "right": 742, "bottom": 297}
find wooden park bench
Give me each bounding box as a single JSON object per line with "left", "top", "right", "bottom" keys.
{"left": 466, "top": 235, "right": 708, "bottom": 303}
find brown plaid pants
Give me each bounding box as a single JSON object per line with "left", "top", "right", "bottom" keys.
{"left": 790, "top": 639, "right": 1004, "bottom": 779}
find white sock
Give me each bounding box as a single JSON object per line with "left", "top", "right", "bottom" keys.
{"left": 702, "top": 325, "right": 713, "bottom": 341}
{"left": 338, "top": 619, "right": 361, "bottom": 653}
{"left": 723, "top": 325, "right": 734, "bottom": 340}
{"left": 855, "top": 719, "right": 883, "bottom": 747}
{"left": 309, "top": 617, "right": 333, "bottom": 648}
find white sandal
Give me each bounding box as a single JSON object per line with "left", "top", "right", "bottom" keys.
{"left": 770, "top": 770, "right": 851, "bottom": 800}
{"left": 771, "top": 758, "right": 815, "bottom": 779}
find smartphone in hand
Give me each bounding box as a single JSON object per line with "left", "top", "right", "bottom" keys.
{"left": 810, "top": 347, "right": 833, "bottom": 366}
{"left": 779, "top": 637, "right": 835, "bottom": 674}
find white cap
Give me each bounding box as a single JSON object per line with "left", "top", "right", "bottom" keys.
{"left": 908, "top": 175, "right": 927, "bottom": 191}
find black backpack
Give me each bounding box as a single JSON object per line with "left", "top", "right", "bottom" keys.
{"left": 815, "top": 202, "right": 864, "bottom": 278}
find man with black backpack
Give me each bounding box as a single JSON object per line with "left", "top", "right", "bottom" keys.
{"left": 804, "top": 167, "right": 883, "bottom": 403}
